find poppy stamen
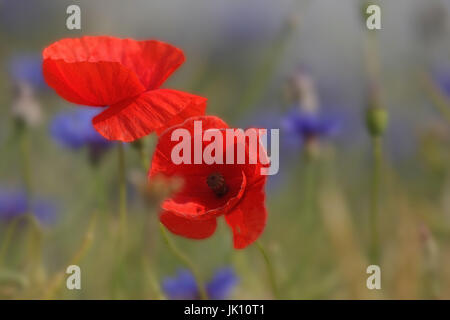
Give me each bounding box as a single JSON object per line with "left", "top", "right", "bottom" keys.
{"left": 206, "top": 172, "right": 228, "bottom": 197}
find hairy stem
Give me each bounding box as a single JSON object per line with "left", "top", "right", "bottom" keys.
{"left": 256, "top": 240, "right": 280, "bottom": 299}
{"left": 369, "top": 136, "right": 382, "bottom": 263}
{"left": 159, "top": 223, "right": 207, "bottom": 300}
{"left": 118, "top": 143, "right": 127, "bottom": 237}
{"left": 43, "top": 213, "right": 96, "bottom": 299}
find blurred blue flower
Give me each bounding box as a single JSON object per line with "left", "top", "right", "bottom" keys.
{"left": 0, "top": 189, "right": 28, "bottom": 220}
{"left": 162, "top": 267, "right": 238, "bottom": 300}
{"left": 239, "top": 105, "right": 342, "bottom": 192}
{"left": 162, "top": 270, "right": 198, "bottom": 300}
{"left": 282, "top": 106, "right": 341, "bottom": 148}
{"left": 433, "top": 67, "right": 450, "bottom": 98}
{"left": 32, "top": 198, "right": 58, "bottom": 226}
{"left": 0, "top": 187, "right": 58, "bottom": 226}
{"left": 8, "top": 54, "right": 47, "bottom": 90}
{"left": 206, "top": 267, "right": 239, "bottom": 300}
{"left": 50, "top": 108, "right": 113, "bottom": 158}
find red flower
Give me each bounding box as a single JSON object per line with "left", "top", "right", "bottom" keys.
{"left": 149, "top": 116, "right": 268, "bottom": 249}
{"left": 43, "top": 36, "right": 207, "bottom": 142}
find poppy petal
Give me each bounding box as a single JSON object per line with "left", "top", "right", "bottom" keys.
{"left": 150, "top": 116, "right": 246, "bottom": 218}
{"left": 225, "top": 178, "right": 267, "bottom": 249}
{"left": 43, "top": 59, "right": 145, "bottom": 106}
{"left": 43, "top": 36, "right": 185, "bottom": 90}
{"left": 149, "top": 116, "right": 229, "bottom": 181}
{"left": 160, "top": 210, "right": 217, "bottom": 239}
{"left": 92, "top": 89, "right": 207, "bottom": 142}
{"left": 151, "top": 116, "right": 229, "bottom": 148}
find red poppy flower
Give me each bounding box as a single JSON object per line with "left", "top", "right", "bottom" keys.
{"left": 149, "top": 116, "right": 268, "bottom": 249}
{"left": 43, "top": 36, "right": 207, "bottom": 142}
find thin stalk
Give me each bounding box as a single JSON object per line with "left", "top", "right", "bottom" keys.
{"left": 238, "top": 18, "right": 297, "bottom": 112}
{"left": 302, "top": 156, "right": 318, "bottom": 228}
{"left": 256, "top": 240, "right": 280, "bottom": 299}
{"left": 18, "top": 122, "right": 45, "bottom": 284}
{"left": 159, "top": 223, "right": 207, "bottom": 300}
{"left": 0, "top": 218, "right": 20, "bottom": 266}
{"left": 283, "top": 157, "right": 318, "bottom": 291}
{"left": 111, "top": 143, "right": 128, "bottom": 298}
{"left": 92, "top": 164, "right": 107, "bottom": 218}
{"left": 43, "top": 213, "right": 97, "bottom": 299}
{"left": 118, "top": 143, "right": 127, "bottom": 237}
{"left": 134, "top": 139, "right": 165, "bottom": 299}
{"left": 421, "top": 72, "right": 450, "bottom": 124}
{"left": 24, "top": 215, "right": 44, "bottom": 287}
{"left": 364, "top": 32, "right": 381, "bottom": 84}
{"left": 369, "top": 136, "right": 382, "bottom": 263}
{"left": 136, "top": 138, "right": 149, "bottom": 171}
{"left": 18, "top": 122, "right": 32, "bottom": 195}
{"left": 142, "top": 257, "right": 165, "bottom": 300}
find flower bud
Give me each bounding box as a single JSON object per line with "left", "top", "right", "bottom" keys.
{"left": 360, "top": 1, "right": 372, "bottom": 25}
{"left": 366, "top": 106, "right": 388, "bottom": 137}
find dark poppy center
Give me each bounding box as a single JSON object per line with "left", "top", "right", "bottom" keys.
{"left": 206, "top": 172, "right": 228, "bottom": 197}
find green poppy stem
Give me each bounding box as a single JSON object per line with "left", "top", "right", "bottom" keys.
{"left": 369, "top": 136, "right": 382, "bottom": 263}
{"left": 159, "top": 223, "right": 208, "bottom": 300}
{"left": 118, "top": 142, "right": 127, "bottom": 237}
{"left": 142, "top": 256, "right": 165, "bottom": 300}
{"left": 256, "top": 240, "right": 280, "bottom": 299}
{"left": 17, "top": 121, "right": 45, "bottom": 286}
{"left": 302, "top": 156, "right": 319, "bottom": 228}
{"left": 43, "top": 213, "right": 96, "bottom": 299}
{"left": 19, "top": 122, "right": 32, "bottom": 195}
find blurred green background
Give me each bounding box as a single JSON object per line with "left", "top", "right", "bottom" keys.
{"left": 1, "top": 0, "right": 450, "bottom": 299}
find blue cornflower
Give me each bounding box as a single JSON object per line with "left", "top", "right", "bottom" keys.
{"left": 50, "top": 108, "right": 113, "bottom": 160}
{"left": 282, "top": 107, "right": 340, "bottom": 148}
{"left": 238, "top": 105, "right": 342, "bottom": 192}
{"left": 433, "top": 67, "right": 450, "bottom": 98}
{"left": 206, "top": 267, "right": 239, "bottom": 300}
{"left": 32, "top": 198, "right": 58, "bottom": 226}
{"left": 0, "top": 187, "right": 58, "bottom": 226}
{"left": 0, "top": 189, "right": 28, "bottom": 220}
{"left": 162, "top": 267, "right": 238, "bottom": 300}
{"left": 162, "top": 270, "right": 199, "bottom": 300}
{"left": 8, "top": 54, "right": 47, "bottom": 90}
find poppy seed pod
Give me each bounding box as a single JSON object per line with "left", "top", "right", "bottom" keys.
{"left": 366, "top": 106, "right": 388, "bottom": 137}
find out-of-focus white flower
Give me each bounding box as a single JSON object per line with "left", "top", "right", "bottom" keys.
{"left": 286, "top": 68, "right": 319, "bottom": 112}
{"left": 11, "top": 82, "right": 42, "bottom": 127}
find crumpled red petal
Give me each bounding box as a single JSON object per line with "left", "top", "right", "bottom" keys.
{"left": 43, "top": 59, "right": 145, "bottom": 106}
{"left": 92, "top": 89, "right": 207, "bottom": 142}
{"left": 160, "top": 210, "right": 217, "bottom": 239}
{"left": 43, "top": 36, "right": 201, "bottom": 142}
{"left": 225, "top": 178, "right": 267, "bottom": 249}
{"left": 43, "top": 36, "right": 185, "bottom": 90}
{"left": 161, "top": 170, "right": 246, "bottom": 220}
